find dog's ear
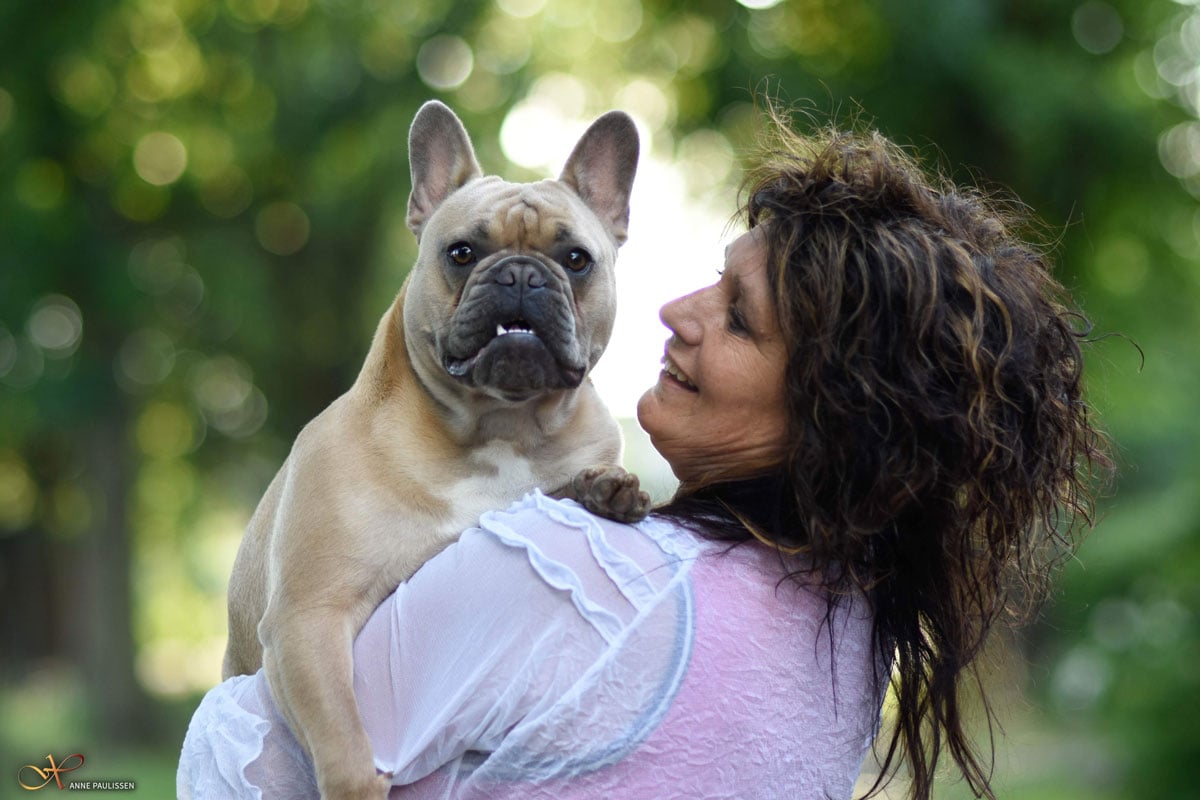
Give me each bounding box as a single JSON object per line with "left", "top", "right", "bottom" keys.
{"left": 407, "top": 101, "right": 483, "bottom": 237}
{"left": 559, "top": 112, "right": 640, "bottom": 246}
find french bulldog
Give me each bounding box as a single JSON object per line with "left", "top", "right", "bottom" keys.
{"left": 221, "top": 100, "right": 648, "bottom": 799}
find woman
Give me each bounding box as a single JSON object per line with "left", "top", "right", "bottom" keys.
{"left": 179, "top": 112, "right": 1109, "bottom": 800}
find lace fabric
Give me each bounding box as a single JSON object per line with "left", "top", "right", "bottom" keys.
{"left": 178, "top": 492, "right": 881, "bottom": 800}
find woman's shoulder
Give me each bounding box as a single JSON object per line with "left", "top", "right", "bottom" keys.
{"left": 478, "top": 491, "right": 709, "bottom": 561}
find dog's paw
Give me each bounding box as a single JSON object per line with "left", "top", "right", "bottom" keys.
{"left": 569, "top": 465, "right": 652, "bottom": 523}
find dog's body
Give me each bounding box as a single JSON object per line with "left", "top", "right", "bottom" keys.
{"left": 222, "top": 101, "right": 642, "bottom": 799}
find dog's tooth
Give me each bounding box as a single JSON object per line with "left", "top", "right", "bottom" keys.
{"left": 497, "top": 323, "right": 507, "bottom": 336}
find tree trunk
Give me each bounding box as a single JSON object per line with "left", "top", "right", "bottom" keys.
{"left": 67, "top": 403, "right": 152, "bottom": 742}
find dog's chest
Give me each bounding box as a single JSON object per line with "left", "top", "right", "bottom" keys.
{"left": 441, "top": 440, "right": 560, "bottom": 527}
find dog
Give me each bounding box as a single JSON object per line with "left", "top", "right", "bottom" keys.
{"left": 221, "top": 100, "right": 647, "bottom": 799}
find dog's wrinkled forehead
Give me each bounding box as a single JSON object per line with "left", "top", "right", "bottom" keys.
{"left": 426, "top": 176, "right": 611, "bottom": 255}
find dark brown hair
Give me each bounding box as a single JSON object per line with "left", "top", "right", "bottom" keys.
{"left": 659, "top": 111, "right": 1112, "bottom": 799}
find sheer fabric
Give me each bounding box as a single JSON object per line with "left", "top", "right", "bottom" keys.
{"left": 179, "top": 492, "right": 882, "bottom": 799}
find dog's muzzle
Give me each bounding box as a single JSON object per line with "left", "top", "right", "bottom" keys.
{"left": 441, "top": 257, "right": 587, "bottom": 397}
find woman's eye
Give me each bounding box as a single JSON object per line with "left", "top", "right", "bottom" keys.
{"left": 564, "top": 248, "right": 592, "bottom": 273}
{"left": 448, "top": 243, "right": 475, "bottom": 266}
{"left": 727, "top": 304, "right": 750, "bottom": 335}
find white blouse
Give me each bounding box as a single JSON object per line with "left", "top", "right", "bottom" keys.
{"left": 178, "top": 492, "right": 882, "bottom": 799}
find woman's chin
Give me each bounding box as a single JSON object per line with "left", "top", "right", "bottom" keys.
{"left": 634, "top": 391, "right": 654, "bottom": 435}
{"left": 636, "top": 392, "right": 669, "bottom": 451}
{"left": 635, "top": 382, "right": 669, "bottom": 435}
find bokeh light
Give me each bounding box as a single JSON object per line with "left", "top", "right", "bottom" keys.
{"left": 416, "top": 35, "right": 474, "bottom": 90}
{"left": 590, "top": 0, "right": 643, "bottom": 43}
{"left": 1072, "top": 1, "right": 1125, "bottom": 54}
{"left": 27, "top": 295, "right": 83, "bottom": 358}
{"left": 0, "top": 451, "right": 38, "bottom": 531}
{"left": 135, "top": 402, "right": 202, "bottom": 459}
{"left": 116, "top": 329, "right": 177, "bottom": 390}
{"left": 0, "top": 336, "right": 45, "bottom": 390}
{"left": 496, "top": 0, "right": 547, "bottom": 19}
{"left": 190, "top": 355, "right": 268, "bottom": 439}
{"left": 254, "top": 201, "right": 311, "bottom": 255}
{"left": 53, "top": 57, "right": 117, "bottom": 118}
{"left": 134, "top": 131, "right": 189, "bottom": 186}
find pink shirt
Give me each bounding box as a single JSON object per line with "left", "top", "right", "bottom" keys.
{"left": 178, "top": 493, "right": 882, "bottom": 800}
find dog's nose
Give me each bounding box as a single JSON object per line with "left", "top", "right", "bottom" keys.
{"left": 495, "top": 260, "right": 547, "bottom": 290}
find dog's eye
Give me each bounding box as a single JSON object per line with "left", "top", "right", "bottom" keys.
{"left": 447, "top": 243, "right": 475, "bottom": 266}
{"left": 564, "top": 248, "right": 592, "bottom": 273}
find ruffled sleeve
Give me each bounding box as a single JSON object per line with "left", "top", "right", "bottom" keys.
{"left": 177, "top": 675, "right": 272, "bottom": 800}
{"left": 353, "top": 492, "right": 698, "bottom": 786}
{"left": 178, "top": 492, "right": 704, "bottom": 799}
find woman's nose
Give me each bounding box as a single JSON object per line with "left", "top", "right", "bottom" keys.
{"left": 659, "top": 288, "right": 704, "bottom": 344}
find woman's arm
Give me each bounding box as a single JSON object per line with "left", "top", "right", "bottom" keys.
{"left": 352, "top": 516, "right": 615, "bottom": 783}
{"left": 180, "top": 493, "right": 691, "bottom": 799}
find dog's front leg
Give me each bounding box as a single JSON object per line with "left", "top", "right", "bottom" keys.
{"left": 558, "top": 464, "right": 653, "bottom": 523}
{"left": 260, "top": 589, "right": 391, "bottom": 800}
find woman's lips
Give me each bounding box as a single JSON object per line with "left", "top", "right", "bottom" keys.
{"left": 660, "top": 354, "right": 697, "bottom": 391}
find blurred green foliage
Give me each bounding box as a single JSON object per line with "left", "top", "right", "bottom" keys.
{"left": 1, "top": 0, "right": 1197, "bottom": 796}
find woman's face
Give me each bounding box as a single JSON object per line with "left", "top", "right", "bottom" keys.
{"left": 636, "top": 228, "right": 790, "bottom": 486}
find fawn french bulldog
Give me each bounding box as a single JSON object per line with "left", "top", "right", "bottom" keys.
{"left": 222, "top": 100, "right": 648, "bottom": 799}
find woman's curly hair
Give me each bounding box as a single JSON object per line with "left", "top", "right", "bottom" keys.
{"left": 663, "top": 110, "right": 1112, "bottom": 800}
